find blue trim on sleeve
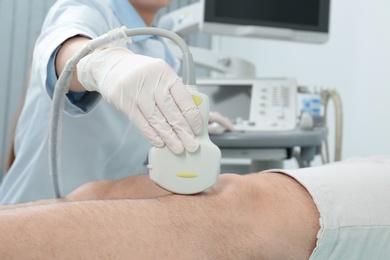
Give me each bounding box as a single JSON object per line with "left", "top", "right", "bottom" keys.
{"left": 46, "top": 46, "right": 61, "bottom": 99}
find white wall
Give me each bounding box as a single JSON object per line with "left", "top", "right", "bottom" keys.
{"left": 213, "top": 0, "right": 390, "bottom": 162}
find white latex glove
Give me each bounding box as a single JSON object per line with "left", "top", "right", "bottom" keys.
{"left": 208, "top": 111, "right": 235, "bottom": 135}
{"left": 77, "top": 47, "right": 202, "bottom": 154}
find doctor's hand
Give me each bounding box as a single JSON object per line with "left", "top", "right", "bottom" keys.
{"left": 77, "top": 47, "right": 202, "bottom": 154}
{"left": 208, "top": 111, "right": 235, "bottom": 135}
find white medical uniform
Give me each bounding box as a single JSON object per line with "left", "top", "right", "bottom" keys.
{"left": 0, "top": 0, "right": 179, "bottom": 204}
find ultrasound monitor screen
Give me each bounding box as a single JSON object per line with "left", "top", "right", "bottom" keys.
{"left": 204, "top": 0, "right": 330, "bottom": 33}
{"left": 197, "top": 85, "right": 252, "bottom": 122}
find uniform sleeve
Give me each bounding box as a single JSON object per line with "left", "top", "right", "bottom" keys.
{"left": 33, "top": 1, "right": 112, "bottom": 116}
{"left": 46, "top": 45, "right": 101, "bottom": 115}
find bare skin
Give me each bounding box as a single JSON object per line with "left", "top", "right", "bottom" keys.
{"left": 0, "top": 173, "right": 319, "bottom": 259}
{"left": 130, "top": 0, "right": 172, "bottom": 26}
{"left": 65, "top": 174, "right": 172, "bottom": 200}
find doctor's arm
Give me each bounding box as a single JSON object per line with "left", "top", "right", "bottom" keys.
{"left": 55, "top": 36, "right": 202, "bottom": 154}
{"left": 0, "top": 173, "right": 318, "bottom": 259}
{"left": 55, "top": 36, "right": 90, "bottom": 92}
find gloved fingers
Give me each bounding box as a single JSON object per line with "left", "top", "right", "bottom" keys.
{"left": 77, "top": 48, "right": 202, "bottom": 154}
{"left": 208, "top": 122, "right": 228, "bottom": 135}
{"left": 130, "top": 100, "right": 185, "bottom": 154}
{"left": 130, "top": 109, "right": 165, "bottom": 148}
{"left": 209, "top": 111, "right": 235, "bottom": 132}
{"left": 169, "top": 82, "right": 203, "bottom": 135}
{"left": 154, "top": 85, "right": 200, "bottom": 153}
{"left": 158, "top": 113, "right": 200, "bottom": 153}
{"left": 138, "top": 100, "right": 186, "bottom": 154}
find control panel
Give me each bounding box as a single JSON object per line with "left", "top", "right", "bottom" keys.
{"left": 197, "top": 78, "right": 297, "bottom": 131}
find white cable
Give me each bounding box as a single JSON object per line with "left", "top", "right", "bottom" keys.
{"left": 330, "top": 90, "right": 343, "bottom": 161}
{"left": 321, "top": 89, "right": 343, "bottom": 163}
{"left": 49, "top": 27, "right": 196, "bottom": 198}
{"left": 322, "top": 91, "right": 330, "bottom": 164}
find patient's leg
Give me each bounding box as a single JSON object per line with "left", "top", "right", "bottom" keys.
{"left": 0, "top": 172, "right": 320, "bottom": 259}
{"left": 242, "top": 172, "right": 320, "bottom": 259}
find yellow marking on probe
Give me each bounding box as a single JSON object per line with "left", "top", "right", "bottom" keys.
{"left": 192, "top": 95, "right": 203, "bottom": 106}
{"left": 176, "top": 172, "right": 199, "bottom": 178}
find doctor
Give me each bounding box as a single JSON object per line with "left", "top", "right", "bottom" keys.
{"left": 0, "top": 0, "right": 223, "bottom": 204}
